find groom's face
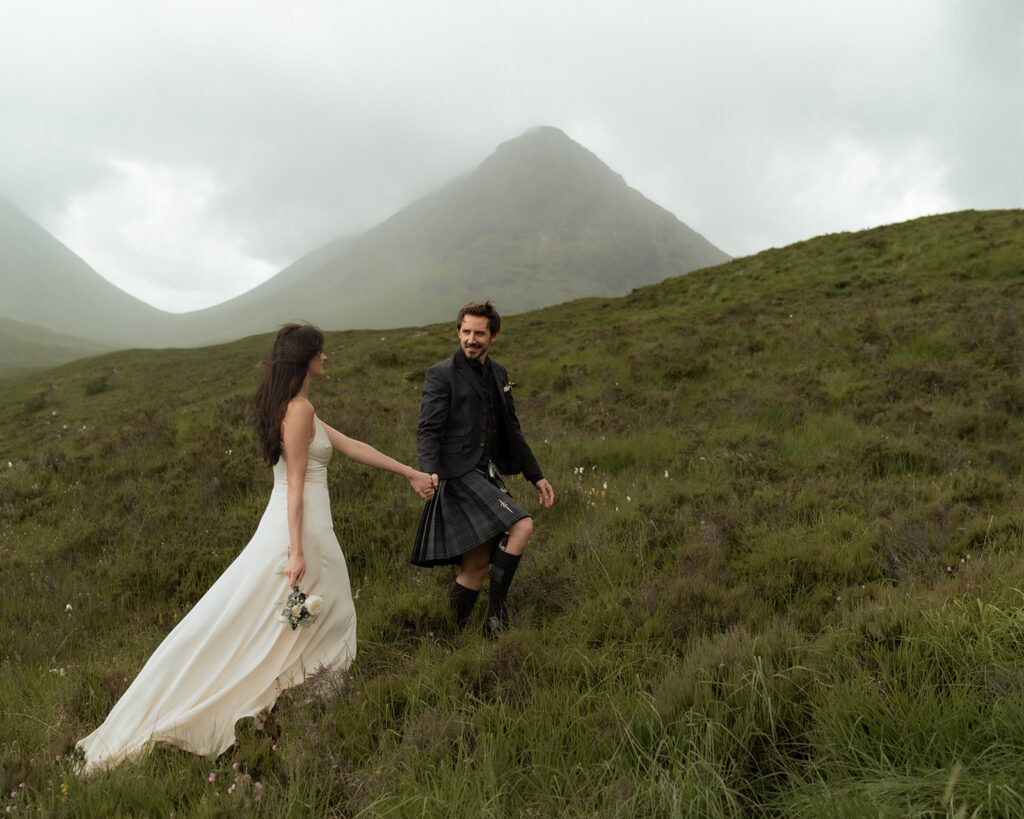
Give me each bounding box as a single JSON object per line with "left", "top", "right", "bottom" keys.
{"left": 458, "top": 314, "right": 498, "bottom": 362}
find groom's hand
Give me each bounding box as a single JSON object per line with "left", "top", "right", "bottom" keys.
{"left": 534, "top": 478, "right": 554, "bottom": 508}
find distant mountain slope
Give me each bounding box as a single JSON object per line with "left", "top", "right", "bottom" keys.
{"left": 180, "top": 126, "right": 731, "bottom": 340}
{"left": 0, "top": 315, "right": 110, "bottom": 376}
{"left": 2, "top": 127, "right": 730, "bottom": 352}
{"left": 0, "top": 197, "right": 179, "bottom": 347}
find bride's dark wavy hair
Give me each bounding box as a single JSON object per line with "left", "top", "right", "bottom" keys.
{"left": 252, "top": 323, "right": 325, "bottom": 466}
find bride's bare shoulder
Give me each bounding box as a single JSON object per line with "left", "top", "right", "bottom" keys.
{"left": 282, "top": 397, "right": 315, "bottom": 427}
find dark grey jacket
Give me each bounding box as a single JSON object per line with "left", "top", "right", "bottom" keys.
{"left": 417, "top": 350, "right": 543, "bottom": 482}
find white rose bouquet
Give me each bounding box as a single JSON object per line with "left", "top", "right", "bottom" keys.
{"left": 279, "top": 585, "right": 324, "bottom": 630}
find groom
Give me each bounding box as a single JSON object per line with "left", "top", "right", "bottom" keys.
{"left": 411, "top": 300, "right": 554, "bottom": 636}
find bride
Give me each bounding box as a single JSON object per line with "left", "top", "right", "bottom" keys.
{"left": 77, "top": 323, "right": 435, "bottom": 771}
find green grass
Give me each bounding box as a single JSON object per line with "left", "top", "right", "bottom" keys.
{"left": 2, "top": 209, "right": 1024, "bottom": 815}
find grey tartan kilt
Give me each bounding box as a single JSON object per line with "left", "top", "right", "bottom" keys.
{"left": 410, "top": 467, "right": 529, "bottom": 567}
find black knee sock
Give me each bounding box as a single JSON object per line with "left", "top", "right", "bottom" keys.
{"left": 448, "top": 581, "right": 480, "bottom": 627}
{"left": 487, "top": 548, "right": 521, "bottom": 620}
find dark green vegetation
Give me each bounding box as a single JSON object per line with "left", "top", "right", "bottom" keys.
{"left": 2, "top": 209, "right": 1023, "bottom": 816}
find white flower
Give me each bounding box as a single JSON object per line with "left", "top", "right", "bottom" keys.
{"left": 664, "top": 470, "right": 669, "bottom": 478}
{"left": 279, "top": 585, "right": 322, "bottom": 628}
{"left": 65, "top": 603, "right": 73, "bottom": 613}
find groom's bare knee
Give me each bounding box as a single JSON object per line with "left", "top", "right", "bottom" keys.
{"left": 504, "top": 517, "right": 533, "bottom": 556}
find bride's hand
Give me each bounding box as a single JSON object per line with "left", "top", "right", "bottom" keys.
{"left": 285, "top": 551, "right": 306, "bottom": 587}
{"left": 410, "top": 471, "right": 437, "bottom": 500}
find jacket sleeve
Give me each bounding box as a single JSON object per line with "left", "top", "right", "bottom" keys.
{"left": 496, "top": 364, "right": 543, "bottom": 483}
{"left": 417, "top": 362, "right": 450, "bottom": 474}
{"left": 508, "top": 395, "right": 543, "bottom": 483}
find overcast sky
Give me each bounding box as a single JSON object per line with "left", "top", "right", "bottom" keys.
{"left": 2, "top": 1, "right": 1021, "bottom": 312}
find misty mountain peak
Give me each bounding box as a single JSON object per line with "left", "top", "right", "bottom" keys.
{"left": 3, "top": 126, "right": 730, "bottom": 363}
{"left": 475, "top": 125, "right": 626, "bottom": 194}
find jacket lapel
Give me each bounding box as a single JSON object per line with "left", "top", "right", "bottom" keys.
{"left": 454, "top": 351, "right": 488, "bottom": 401}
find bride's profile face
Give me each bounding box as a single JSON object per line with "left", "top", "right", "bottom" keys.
{"left": 308, "top": 350, "right": 327, "bottom": 378}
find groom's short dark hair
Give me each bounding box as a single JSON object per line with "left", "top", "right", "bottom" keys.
{"left": 457, "top": 301, "right": 501, "bottom": 335}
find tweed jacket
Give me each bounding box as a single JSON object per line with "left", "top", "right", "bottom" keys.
{"left": 417, "top": 349, "right": 543, "bottom": 482}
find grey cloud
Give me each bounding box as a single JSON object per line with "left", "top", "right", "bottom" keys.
{"left": 1, "top": 0, "right": 1020, "bottom": 308}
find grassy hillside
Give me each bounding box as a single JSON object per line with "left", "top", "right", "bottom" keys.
{"left": 1, "top": 209, "right": 1023, "bottom": 816}
{"left": 0, "top": 317, "right": 111, "bottom": 377}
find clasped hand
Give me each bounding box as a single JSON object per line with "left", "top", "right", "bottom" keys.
{"left": 410, "top": 471, "right": 438, "bottom": 500}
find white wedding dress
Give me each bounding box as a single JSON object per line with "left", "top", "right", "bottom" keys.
{"left": 78, "top": 417, "right": 356, "bottom": 771}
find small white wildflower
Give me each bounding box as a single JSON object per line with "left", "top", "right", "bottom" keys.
{"left": 65, "top": 603, "right": 73, "bottom": 613}
{"left": 603, "top": 482, "right": 608, "bottom": 490}
{"left": 6, "top": 462, "right": 11, "bottom": 468}
{"left": 626, "top": 496, "right": 631, "bottom": 502}
{"left": 664, "top": 470, "right": 669, "bottom": 478}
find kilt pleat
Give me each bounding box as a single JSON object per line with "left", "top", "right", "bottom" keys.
{"left": 410, "top": 469, "right": 528, "bottom": 567}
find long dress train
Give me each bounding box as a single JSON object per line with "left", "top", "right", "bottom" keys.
{"left": 77, "top": 418, "right": 356, "bottom": 771}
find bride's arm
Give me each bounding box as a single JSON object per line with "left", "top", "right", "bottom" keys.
{"left": 320, "top": 421, "right": 435, "bottom": 499}
{"left": 281, "top": 398, "right": 314, "bottom": 586}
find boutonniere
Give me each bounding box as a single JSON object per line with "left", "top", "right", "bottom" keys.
{"left": 503, "top": 382, "right": 514, "bottom": 393}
